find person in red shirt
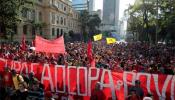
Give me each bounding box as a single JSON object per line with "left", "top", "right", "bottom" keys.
{"left": 3, "top": 67, "right": 13, "bottom": 87}
{"left": 2, "top": 67, "right": 14, "bottom": 100}
{"left": 90, "top": 82, "right": 106, "bottom": 100}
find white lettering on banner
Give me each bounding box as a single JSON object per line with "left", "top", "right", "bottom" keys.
{"left": 171, "top": 76, "right": 175, "bottom": 100}
{"left": 88, "top": 68, "right": 100, "bottom": 96}
{"left": 30, "top": 63, "right": 39, "bottom": 73}
{"left": 123, "top": 72, "right": 136, "bottom": 98}
{"left": 20, "top": 62, "right": 28, "bottom": 74}
{"left": 136, "top": 73, "right": 151, "bottom": 94}
{"left": 0, "top": 58, "right": 7, "bottom": 67}
{"left": 41, "top": 64, "right": 54, "bottom": 92}
{"left": 116, "top": 80, "right": 123, "bottom": 90}
{"left": 67, "top": 66, "right": 77, "bottom": 95}
{"left": 153, "top": 74, "right": 172, "bottom": 100}
{"left": 9, "top": 60, "right": 14, "bottom": 70}
{"left": 100, "top": 69, "right": 116, "bottom": 100}
{"left": 77, "top": 67, "right": 88, "bottom": 96}
{"left": 55, "top": 65, "right": 66, "bottom": 93}
{"left": 1, "top": 58, "right": 175, "bottom": 99}
{"left": 162, "top": 75, "right": 173, "bottom": 99}
{"left": 13, "top": 61, "right": 21, "bottom": 72}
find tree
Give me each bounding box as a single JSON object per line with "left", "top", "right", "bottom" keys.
{"left": 126, "top": 0, "right": 175, "bottom": 43}
{"left": 0, "top": 0, "right": 33, "bottom": 40}
{"left": 80, "top": 10, "right": 89, "bottom": 42}
{"left": 158, "top": 0, "right": 175, "bottom": 42}
{"left": 80, "top": 10, "right": 102, "bottom": 42}
{"left": 87, "top": 14, "right": 101, "bottom": 38}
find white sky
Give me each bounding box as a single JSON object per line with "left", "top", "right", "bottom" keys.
{"left": 94, "top": 0, "right": 136, "bottom": 20}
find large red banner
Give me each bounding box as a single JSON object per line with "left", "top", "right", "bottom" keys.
{"left": 35, "top": 36, "right": 66, "bottom": 54}
{"left": 0, "top": 58, "right": 174, "bottom": 100}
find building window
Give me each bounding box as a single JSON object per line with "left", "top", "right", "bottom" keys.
{"left": 57, "top": 28, "right": 59, "bottom": 37}
{"left": 57, "top": 16, "right": 59, "bottom": 24}
{"left": 52, "top": 28, "right": 55, "bottom": 36}
{"left": 61, "top": 4, "right": 64, "bottom": 10}
{"left": 60, "top": 17, "right": 63, "bottom": 25}
{"left": 64, "top": 6, "right": 66, "bottom": 11}
{"left": 32, "top": 27, "right": 35, "bottom": 36}
{"left": 39, "top": 28, "right": 43, "bottom": 35}
{"left": 60, "top": 29, "right": 63, "bottom": 36}
{"left": 39, "top": 11, "right": 42, "bottom": 22}
{"left": 23, "top": 25, "right": 27, "bottom": 34}
{"left": 52, "top": 13, "right": 55, "bottom": 24}
{"left": 57, "top": 2, "right": 59, "bottom": 8}
{"left": 64, "top": 18, "right": 66, "bottom": 25}
{"left": 52, "top": 0, "right": 54, "bottom": 5}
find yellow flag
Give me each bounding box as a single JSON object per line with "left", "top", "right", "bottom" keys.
{"left": 106, "top": 38, "right": 116, "bottom": 44}
{"left": 93, "top": 34, "right": 102, "bottom": 41}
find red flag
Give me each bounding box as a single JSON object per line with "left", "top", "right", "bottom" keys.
{"left": 32, "top": 39, "right": 35, "bottom": 47}
{"left": 21, "top": 34, "right": 26, "bottom": 50}
{"left": 87, "top": 41, "right": 95, "bottom": 67}
{"left": 35, "top": 36, "right": 66, "bottom": 54}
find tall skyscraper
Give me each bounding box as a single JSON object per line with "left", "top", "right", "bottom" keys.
{"left": 88, "top": 0, "right": 95, "bottom": 13}
{"left": 72, "top": 0, "right": 88, "bottom": 10}
{"left": 72, "top": 0, "right": 87, "bottom": 5}
{"left": 102, "top": 0, "right": 120, "bottom": 32}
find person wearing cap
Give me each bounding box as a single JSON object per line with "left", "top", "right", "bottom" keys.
{"left": 129, "top": 80, "right": 144, "bottom": 99}
{"left": 2, "top": 67, "right": 14, "bottom": 99}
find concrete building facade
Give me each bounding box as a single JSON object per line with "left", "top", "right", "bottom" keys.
{"left": 88, "top": 0, "right": 95, "bottom": 14}
{"left": 14, "top": 0, "right": 81, "bottom": 41}
{"left": 102, "top": 0, "right": 120, "bottom": 32}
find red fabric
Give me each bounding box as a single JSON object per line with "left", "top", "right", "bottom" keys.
{"left": 87, "top": 41, "right": 95, "bottom": 67}
{"left": 35, "top": 36, "right": 66, "bottom": 54}
{"left": 87, "top": 41, "right": 92, "bottom": 60}
{"left": 3, "top": 72, "right": 13, "bottom": 87}
{"left": 21, "top": 34, "right": 26, "bottom": 50}
{"left": 32, "top": 39, "right": 35, "bottom": 47}
{"left": 0, "top": 58, "right": 174, "bottom": 100}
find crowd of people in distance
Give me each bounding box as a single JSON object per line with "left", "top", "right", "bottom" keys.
{"left": 0, "top": 41, "right": 175, "bottom": 75}
{"left": 0, "top": 41, "right": 174, "bottom": 100}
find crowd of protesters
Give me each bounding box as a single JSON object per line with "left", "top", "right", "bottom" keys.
{"left": 0, "top": 41, "right": 175, "bottom": 75}
{"left": 0, "top": 41, "right": 175, "bottom": 100}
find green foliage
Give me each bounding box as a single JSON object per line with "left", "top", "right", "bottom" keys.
{"left": 87, "top": 14, "right": 101, "bottom": 35}
{"left": 80, "top": 10, "right": 101, "bottom": 41}
{"left": 126, "top": 0, "right": 175, "bottom": 43}
{"left": 0, "top": 0, "right": 33, "bottom": 40}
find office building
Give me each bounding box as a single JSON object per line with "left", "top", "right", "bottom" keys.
{"left": 102, "top": 0, "right": 120, "bottom": 32}
{"left": 13, "top": 0, "right": 81, "bottom": 41}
